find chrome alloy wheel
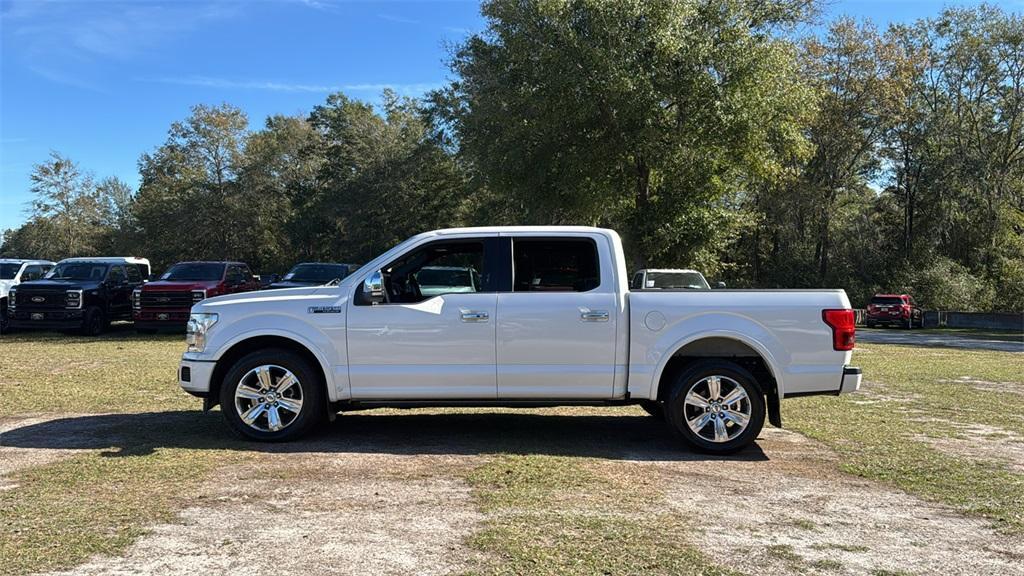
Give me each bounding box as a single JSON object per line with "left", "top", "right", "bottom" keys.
{"left": 234, "top": 365, "right": 304, "bottom": 433}
{"left": 682, "top": 375, "right": 752, "bottom": 443}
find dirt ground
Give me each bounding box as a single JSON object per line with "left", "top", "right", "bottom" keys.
{"left": 3, "top": 409, "right": 1023, "bottom": 576}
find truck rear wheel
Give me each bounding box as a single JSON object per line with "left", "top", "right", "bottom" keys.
{"left": 665, "top": 360, "right": 765, "bottom": 454}
{"left": 219, "top": 348, "right": 325, "bottom": 442}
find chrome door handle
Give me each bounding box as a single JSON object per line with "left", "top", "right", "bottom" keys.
{"left": 580, "top": 309, "right": 609, "bottom": 322}
{"left": 460, "top": 310, "right": 489, "bottom": 322}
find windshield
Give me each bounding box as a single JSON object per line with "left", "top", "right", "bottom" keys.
{"left": 284, "top": 264, "right": 348, "bottom": 283}
{"left": 160, "top": 263, "right": 225, "bottom": 281}
{"left": 0, "top": 263, "right": 20, "bottom": 280}
{"left": 46, "top": 262, "right": 109, "bottom": 281}
{"left": 871, "top": 296, "right": 904, "bottom": 305}
{"left": 645, "top": 271, "right": 709, "bottom": 290}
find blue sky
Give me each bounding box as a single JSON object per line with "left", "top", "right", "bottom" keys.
{"left": 1, "top": 0, "right": 1021, "bottom": 232}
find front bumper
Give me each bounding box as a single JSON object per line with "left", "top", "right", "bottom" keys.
{"left": 179, "top": 358, "right": 216, "bottom": 397}
{"left": 134, "top": 309, "right": 190, "bottom": 329}
{"left": 9, "top": 308, "right": 84, "bottom": 330}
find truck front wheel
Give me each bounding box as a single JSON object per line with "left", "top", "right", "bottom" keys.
{"left": 219, "top": 348, "right": 325, "bottom": 442}
{"left": 81, "top": 307, "right": 106, "bottom": 336}
{"left": 665, "top": 360, "right": 766, "bottom": 454}
{"left": 639, "top": 400, "right": 664, "bottom": 420}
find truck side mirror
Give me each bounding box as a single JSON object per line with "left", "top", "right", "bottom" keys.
{"left": 363, "top": 270, "right": 385, "bottom": 305}
{"left": 714, "top": 281, "right": 727, "bottom": 289}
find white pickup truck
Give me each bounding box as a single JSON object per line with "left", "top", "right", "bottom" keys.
{"left": 179, "top": 227, "right": 860, "bottom": 453}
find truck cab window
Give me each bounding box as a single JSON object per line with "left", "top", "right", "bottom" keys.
{"left": 125, "top": 265, "right": 142, "bottom": 284}
{"left": 513, "top": 238, "right": 599, "bottom": 292}
{"left": 630, "top": 272, "right": 643, "bottom": 290}
{"left": 382, "top": 240, "right": 486, "bottom": 304}
{"left": 107, "top": 266, "right": 126, "bottom": 284}
{"left": 21, "top": 265, "right": 44, "bottom": 281}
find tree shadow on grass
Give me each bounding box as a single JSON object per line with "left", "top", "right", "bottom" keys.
{"left": 0, "top": 409, "right": 770, "bottom": 463}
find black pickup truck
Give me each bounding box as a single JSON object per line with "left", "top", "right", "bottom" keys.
{"left": 8, "top": 257, "right": 150, "bottom": 335}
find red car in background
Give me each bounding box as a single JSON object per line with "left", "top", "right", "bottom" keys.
{"left": 133, "top": 261, "right": 259, "bottom": 332}
{"left": 865, "top": 293, "right": 923, "bottom": 329}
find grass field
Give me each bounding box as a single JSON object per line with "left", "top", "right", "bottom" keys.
{"left": 1, "top": 328, "right": 1022, "bottom": 575}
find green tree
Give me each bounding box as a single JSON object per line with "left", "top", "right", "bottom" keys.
{"left": 237, "top": 114, "right": 322, "bottom": 272}
{"left": 296, "top": 91, "right": 470, "bottom": 263}
{"left": 430, "top": 0, "right": 817, "bottom": 269}
{"left": 27, "top": 151, "right": 105, "bottom": 257}
{"left": 135, "top": 103, "right": 249, "bottom": 269}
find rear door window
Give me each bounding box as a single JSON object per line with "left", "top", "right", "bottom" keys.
{"left": 512, "top": 238, "right": 600, "bottom": 292}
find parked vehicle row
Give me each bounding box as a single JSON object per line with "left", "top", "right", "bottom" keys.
{"left": 4, "top": 257, "right": 355, "bottom": 335}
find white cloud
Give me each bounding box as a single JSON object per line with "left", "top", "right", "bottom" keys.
{"left": 3, "top": 1, "right": 239, "bottom": 88}
{"left": 377, "top": 13, "right": 420, "bottom": 25}
{"left": 140, "top": 76, "right": 444, "bottom": 96}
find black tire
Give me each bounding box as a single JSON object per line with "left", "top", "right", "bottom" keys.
{"left": 639, "top": 399, "right": 665, "bottom": 420}
{"left": 665, "top": 360, "right": 766, "bottom": 454}
{"left": 0, "top": 300, "right": 9, "bottom": 334}
{"left": 81, "top": 307, "right": 105, "bottom": 336}
{"left": 219, "top": 348, "right": 325, "bottom": 442}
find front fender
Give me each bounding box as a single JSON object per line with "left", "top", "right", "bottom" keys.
{"left": 204, "top": 315, "right": 346, "bottom": 402}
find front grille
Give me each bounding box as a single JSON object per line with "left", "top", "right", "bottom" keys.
{"left": 140, "top": 290, "right": 193, "bottom": 309}
{"left": 15, "top": 291, "right": 67, "bottom": 309}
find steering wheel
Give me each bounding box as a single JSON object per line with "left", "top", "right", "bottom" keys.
{"left": 406, "top": 274, "right": 423, "bottom": 302}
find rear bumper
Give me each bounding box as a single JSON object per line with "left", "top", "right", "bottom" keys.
{"left": 866, "top": 315, "right": 908, "bottom": 324}
{"left": 784, "top": 365, "right": 862, "bottom": 398}
{"left": 840, "top": 366, "right": 862, "bottom": 394}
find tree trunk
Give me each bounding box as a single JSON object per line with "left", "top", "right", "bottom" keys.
{"left": 631, "top": 155, "right": 651, "bottom": 271}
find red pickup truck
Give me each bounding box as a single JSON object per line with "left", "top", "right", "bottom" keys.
{"left": 865, "top": 293, "right": 923, "bottom": 329}
{"left": 133, "top": 261, "right": 259, "bottom": 332}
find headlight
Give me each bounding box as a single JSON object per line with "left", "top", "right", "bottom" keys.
{"left": 132, "top": 288, "right": 141, "bottom": 310}
{"left": 7, "top": 288, "right": 15, "bottom": 310}
{"left": 65, "top": 289, "right": 83, "bottom": 309}
{"left": 191, "top": 289, "right": 207, "bottom": 305}
{"left": 185, "top": 312, "right": 218, "bottom": 353}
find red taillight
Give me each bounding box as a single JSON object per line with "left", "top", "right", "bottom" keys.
{"left": 822, "top": 309, "right": 856, "bottom": 351}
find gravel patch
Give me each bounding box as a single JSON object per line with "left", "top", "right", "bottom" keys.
{"left": 39, "top": 453, "right": 481, "bottom": 576}
{"left": 660, "top": 428, "right": 1024, "bottom": 576}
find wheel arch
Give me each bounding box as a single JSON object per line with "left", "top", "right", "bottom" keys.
{"left": 208, "top": 333, "right": 333, "bottom": 409}
{"left": 652, "top": 333, "right": 783, "bottom": 403}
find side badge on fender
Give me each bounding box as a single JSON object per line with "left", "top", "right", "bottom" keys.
{"left": 308, "top": 306, "right": 343, "bottom": 314}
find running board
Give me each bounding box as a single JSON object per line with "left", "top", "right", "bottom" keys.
{"left": 336, "top": 398, "right": 634, "bottom": 412}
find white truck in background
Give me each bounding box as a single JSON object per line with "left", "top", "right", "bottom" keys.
{"left": 630, "top": 268, "right": 716, "bottom": 290}
{"left": 179, "top": 227, "right": 860, "bottom": 453}
{"left": 0, "top": 259, "right": 55, "bottom": 333}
